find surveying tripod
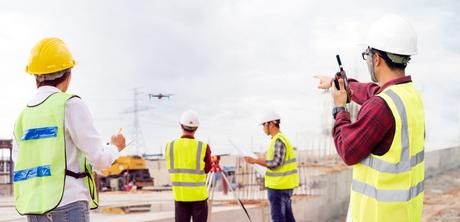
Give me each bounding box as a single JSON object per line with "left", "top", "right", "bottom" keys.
{"left": 206, "top": 155, "right": 252, "bottom": 222}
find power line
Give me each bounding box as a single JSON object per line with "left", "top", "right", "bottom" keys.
{"left": 121, "top": 88, "right": 151, "bottom": 155}
{"left": 121, "top": 88, "right": 175, "bottom": 155}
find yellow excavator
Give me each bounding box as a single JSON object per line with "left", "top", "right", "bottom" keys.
{"left": 98, "top": 155, "right": 154, "bottom": 191}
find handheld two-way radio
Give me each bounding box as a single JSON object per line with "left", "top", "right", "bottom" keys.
{"left": 333, "top": 55, "right": 352, "bottom": 103}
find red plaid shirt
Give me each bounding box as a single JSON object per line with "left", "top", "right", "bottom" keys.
{"left": 333, "top": 75, "right": 413, "bottom": 165}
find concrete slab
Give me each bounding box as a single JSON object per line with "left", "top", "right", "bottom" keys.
{"left": 1, "top": 146, "right": 459, "bottom": 222}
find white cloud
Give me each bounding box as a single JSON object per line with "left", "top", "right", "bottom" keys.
{"left": 0, "top": 0, "right": 458, "bottom": 154}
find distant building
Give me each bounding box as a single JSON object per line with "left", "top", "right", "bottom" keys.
{"left": 0, "top": 139, "right": 12, "bottom": 196}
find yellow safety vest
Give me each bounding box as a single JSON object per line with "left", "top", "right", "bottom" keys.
{"left": 350, "top": 82, "right": 425, "bottom": 222}
{"left": 265, "top": 133, "right": 299, "bottom": 189}
{"left": 166, "top": 138, "right": 208, "bottom": 201}
{"left": 13, "top": 92, "right": 98, "bottom": 215}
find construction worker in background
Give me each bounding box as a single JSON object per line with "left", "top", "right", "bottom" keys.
{"left": 12, "top": 37, "right": 126, "bottom": 222}
{"left": 315, "top": 15, "right": 424, "bottom": 222}
{"left": 165, "top": 110, "right": 213, "bottom": 222}
{"left": 244, "top": 111, "right": 299, "bottom": 222}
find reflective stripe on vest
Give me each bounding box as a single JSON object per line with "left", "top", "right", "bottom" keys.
{"left": 284, "top": 158, "right": 297, "bottom": 164}
{"left": 265, "top": 157, "right": 297, "bottom": 177}
{"left": 264, "top": 157, "right": 297, "bottom": 177}
{"left": 265, "top": 169, "right": 298, "bottom": 177}
{"left": 352, "top": 180, "right": 424, "bottom": 202}
{"left": 352, "top": 89, "right": 424, "bottom": 201}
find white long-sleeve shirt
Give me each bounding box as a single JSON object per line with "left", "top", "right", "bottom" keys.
{"left": 12, "top": 86, "right": 120, "bottom": 207}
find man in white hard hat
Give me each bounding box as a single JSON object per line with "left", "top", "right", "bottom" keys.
{"left": 244, "top": 111, "right": 298, "bottom": 222}
{"left": 13, "top": 37, "right": 126, "bottom": 222}
{"left": 315, "top": 15, "right": 425, "bottom": 222}
{"left": 165, "top": 110, "right": 213, "bottom": 222}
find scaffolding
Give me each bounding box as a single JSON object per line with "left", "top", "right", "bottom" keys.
{"left": 0, "top": 139, "right": 13, "bottom": 196}
{"left": 234, "top": 144, "right": 348, "bottom": 200}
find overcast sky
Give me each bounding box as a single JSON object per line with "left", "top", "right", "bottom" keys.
{"left": 0, "top": 0, "right": 459, "bottom": 155}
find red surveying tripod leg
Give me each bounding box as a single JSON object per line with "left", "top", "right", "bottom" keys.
{"left": 207, "top": 155, "right": 252, "bottom": 222}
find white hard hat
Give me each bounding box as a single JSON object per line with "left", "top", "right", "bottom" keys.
{"left": 180, "top": 110, "right": 199, "bottom": 127}
{"left": 367, "top": 15, "right": 417, "bottom": 56}
{"left": 259, "top": 111, "right": 281, "bottom": 125}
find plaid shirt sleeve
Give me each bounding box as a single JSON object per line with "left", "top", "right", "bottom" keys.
{"left": 266, "top": 139, "right": 286, "bottom": 170}
{"left": 333, "top": 96, "right": 394, "bottom": 165}
{"left": 348, "top": 78, "right": 381, "bottom": 105}
{"left": 204, "top": 145, "right": 212, "bottom": 173}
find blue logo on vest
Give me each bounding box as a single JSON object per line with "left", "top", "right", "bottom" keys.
{"left": 21, "top": 127, "right": 58, "bottom": 141}
{"left": 13, "top": 165, "right": 52, "bottom": 182}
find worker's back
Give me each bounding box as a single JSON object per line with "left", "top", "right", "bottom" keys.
{"left": 351, "top": 82, "right": 425, "bottom": 222}
{"left": 165, "top": 138, "right": 208, "bottom": 202}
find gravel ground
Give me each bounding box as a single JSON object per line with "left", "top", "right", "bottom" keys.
{"left": 423, "top": 167, "right": 460, "bottom": 222}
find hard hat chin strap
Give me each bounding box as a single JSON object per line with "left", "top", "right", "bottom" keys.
{"left": 386, "top": 52, "right": 411, "bottom": 65}
{"left": 371, "top": 48, "right": 411, "bottom": 65}
{"left": 263, "top": 120, "right": 280, "bottom": 129}
{"left": 35, "top": 69, "right": 69, "bottom": 82}
{"left": 181, "top": 124, "right": 198, "bottom": 132}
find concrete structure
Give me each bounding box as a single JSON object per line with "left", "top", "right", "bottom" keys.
{"left": 146, "top": 159, "right": 169, "bottom": 187}
{"left": 215, "top": 146, "right": 460, "bottom": 222}
{"left": 139, "top": 146, "right": 460, "bottom": 221}
{"left": 1, "top": 146, "right": 459, "bottom": 222}
{"left": 0, "top": 139, "right": 13, "bottom": 197}
{"left": 425, "top": 146, "right": 460, "bottom": 178}
{"left": 119, "top": 146, "right": 460, "bottom": 222}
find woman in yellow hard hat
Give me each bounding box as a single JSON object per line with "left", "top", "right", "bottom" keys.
{"left": 13, "top": 37, "right": 127, "bottom": 222}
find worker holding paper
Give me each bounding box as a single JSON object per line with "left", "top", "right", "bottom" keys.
{"left": 244, "top": 111, "right": 299, "bottom": 222}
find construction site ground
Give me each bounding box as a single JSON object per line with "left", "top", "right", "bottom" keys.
{"left": 0, "top": 190, "right": 266, "bottom": 222}
{"left": 422, "top": 167, "right": 460, "bottom": 222}
{"left": 1, "top": 167, "right": 460, "bottom": 222}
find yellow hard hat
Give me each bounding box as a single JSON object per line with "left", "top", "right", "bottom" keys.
{"left": 26, "top": 37, "right": 76, "bottom": 75}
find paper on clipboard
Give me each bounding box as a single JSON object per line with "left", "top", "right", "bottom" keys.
{"left": 228, "top": 139, "right": 266, "bottom": 176}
